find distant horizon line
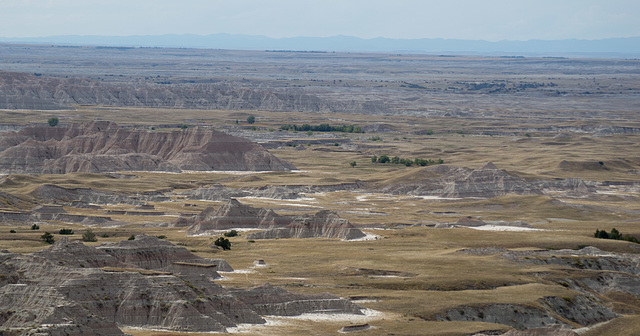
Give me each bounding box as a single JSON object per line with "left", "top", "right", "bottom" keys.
{"left": 1, "top": 34, "right": 639, "bottom": 58}
{"left": 2, "top": 33, "right": 639, "bottom": 43}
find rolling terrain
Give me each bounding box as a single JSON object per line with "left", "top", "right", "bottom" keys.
{"left": 0, "top": 44, "right": 639, "bottom": 335}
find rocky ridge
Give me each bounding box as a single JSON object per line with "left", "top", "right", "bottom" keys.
{"left": 380, "top": 162, "right": 543, "bottom": 198}
{"left": 0, "top": 235, "right": 363, "bottom": 334}
{"left": 379, "top": 162, "right": 612, "bottom": 199}
{"left": 0, "top": 121, "right": 295, "bottom": 174}
{"left": 0, "top": 70, "right": 386, "bottom": 113}
{"left": 246, "top": 210, "right": 366, "bottom": 240}
{"left": 436, "top": 295, "right": 617, "bottom": 330}
{"left": 455, "top": 246, "right": 640, "bottom": 331}
{"left": 182, "top": 199, "right": 366, "bottom": 240}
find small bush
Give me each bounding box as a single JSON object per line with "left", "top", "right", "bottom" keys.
{"left": 31, "top": 224, "right": 39, "bottom": 230}
{"left": 48, "top": 117, "right": 59, "bottom": 127}
{"left": 58, "top": 229, "right": 74, "bottom": 235}
{"left": 9, "top": 229, "right": 16, "bottom": 233}
{"left": 223, "top": 230, "right": 238, "bottom": 237}
{"left": 82, "top": 230, "right": 97, "bottom": 242}
{"left": 157, "top": 235, "right": 167, "bottom": 239}
{"left": 246, "top": 115, "right": 256, "bottom": 124}
{"left": 214, "top": 237, "right": 231, "bottom": 250}
{"left": 41, "top": 232, "right": 55, "bottom": 244}
{"left": 128, "top": 235, "right": 136, "bottom": 240}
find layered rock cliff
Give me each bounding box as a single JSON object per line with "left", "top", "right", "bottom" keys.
{"left": 0, "top": 236, "right": 363, "bottom": 334}
{"left": 183, "top": 199, "right": 366, "bottom": 240}
{"left": 0, "top": 121, "right": 295, "bottom": 173}
{"left": 184, "top": 199, "right": 291, "bottom": 234}
{"left": 247, "top": 210, "right": 366, "bottom": 240}
{"left": 380, "top": 162, "right": 543, "bottom": 198}
{"left": 0, "top": 70, "right": 384, "bottom": 113}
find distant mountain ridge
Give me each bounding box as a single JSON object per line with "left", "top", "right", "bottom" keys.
{"left": 1, "top": 34, "right": 639, "bottom": 57}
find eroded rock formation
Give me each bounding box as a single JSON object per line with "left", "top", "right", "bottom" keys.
{"left": 379, "top": 162, "right": 611, "bottom": 199}
{"left": 182, "top": 199, "right": 365, "bottom": 240}
{"left": 0, "top": 236, "right": 363, "bottom": 334}
{"left": 247, "top": 210, "right": 366, "bottom": 240}
{"left": 381, "top": 162, "right": 544, "bottom": 198}
{"left": 0, "top": 121, "right": 296, "bottom": 174}
{"left": 184, "top": 199, "right": 291, "bottom": 234}
{"left": 0, "top": 70, "right": 384, "bottom": 113}
{"left": 30, "top": 184, "right": 169, "bottom": 206}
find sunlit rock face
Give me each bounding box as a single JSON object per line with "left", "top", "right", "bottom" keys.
{"left": 0, "top": 121, "right": 296, "bottom": 174}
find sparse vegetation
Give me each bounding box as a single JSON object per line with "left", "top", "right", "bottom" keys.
{"left": 246, "top": 115, "right": 256, "bottom": 124}
{"left": 595, "top": 228, "right": 639, "bottom": 244}
{"left": 1, "top": 47, "right": 640, "bottom": 335}
{"left": 128, "top": 235, "right": 136, "bottom": 240}
{"left": 31, "top": 224, "right": 39, "bottom": 230}
{"left": 47, "top": 117, "right": 59, "bottom": 127}
{"left": 214, "top": 237, "right": 231, "bottom": 250}
{"left": 223, "top": 230, "right": 238, "bottom": 237}
{"left": 82, "top": 230, "right": 97, "bottom": 242}
{"left": 58, "top": 229, "right": 74, "bottom": 235}
{"left": 280, "top": 123, "right": 364, "bottom": 133}
{"left": 371, "top": 155, "right": 444, "bottom": 167}
{"left": 41, "top": 232, "right": 55, "bottom": 244}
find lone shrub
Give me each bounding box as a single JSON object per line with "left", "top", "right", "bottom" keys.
{"left": 82, "top": 230, "right": 97, "bottom": 242}
{"left": 246, "top": 115, "right": 256, "bottom": 124}
{"left": 350, "top": 161, "right": 357, "bottom": 168}
{"left": 214, "top": 237, "right": 231, "bottom": 250}
{"left": 58, "top": 229, "right": 74, "bottom": 235}
{"left": 31, "top": 224, "right": 39, "bottom": 230}
{"left": 223, "top": 230, "right": 238, "bottom": 237}
{"left": 48, "top": 117, "right": 59, "bottom": 127}
{"left": 128, "top": 235, "right": 136, "bottom": 240}
{"left": 41, "top": 232, "right": 55, "bottom": 244}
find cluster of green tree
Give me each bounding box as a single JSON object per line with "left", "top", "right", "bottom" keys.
{"left": 215, "top": 237, "right": 231, "bottom": 250}
{"left": 594, "top": 228, "right": 639, "bottom": 244}
{"left": 279, "top": 123, "right": 364, "bottom": 133}
{"left": 40, "top": 229, "right": 99, "bottom": 244}
{"left": 371, "top": 155, "right": 444, "bottom": 167}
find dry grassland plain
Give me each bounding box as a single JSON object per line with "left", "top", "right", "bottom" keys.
{"left": 0, "top": 46, "right": 639, "bottom": 335}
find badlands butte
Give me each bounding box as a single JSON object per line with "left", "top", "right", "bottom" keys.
{"left": 0, "top": 44, "right": 639, "bottom": 336}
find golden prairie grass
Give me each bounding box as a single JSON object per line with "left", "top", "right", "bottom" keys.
{"left": 1, "top": 106, "right": 639, "bottom": 335}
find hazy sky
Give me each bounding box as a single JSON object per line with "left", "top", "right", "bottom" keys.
{"left": 1, "top": 0, "right": 638, "bottom": 41}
